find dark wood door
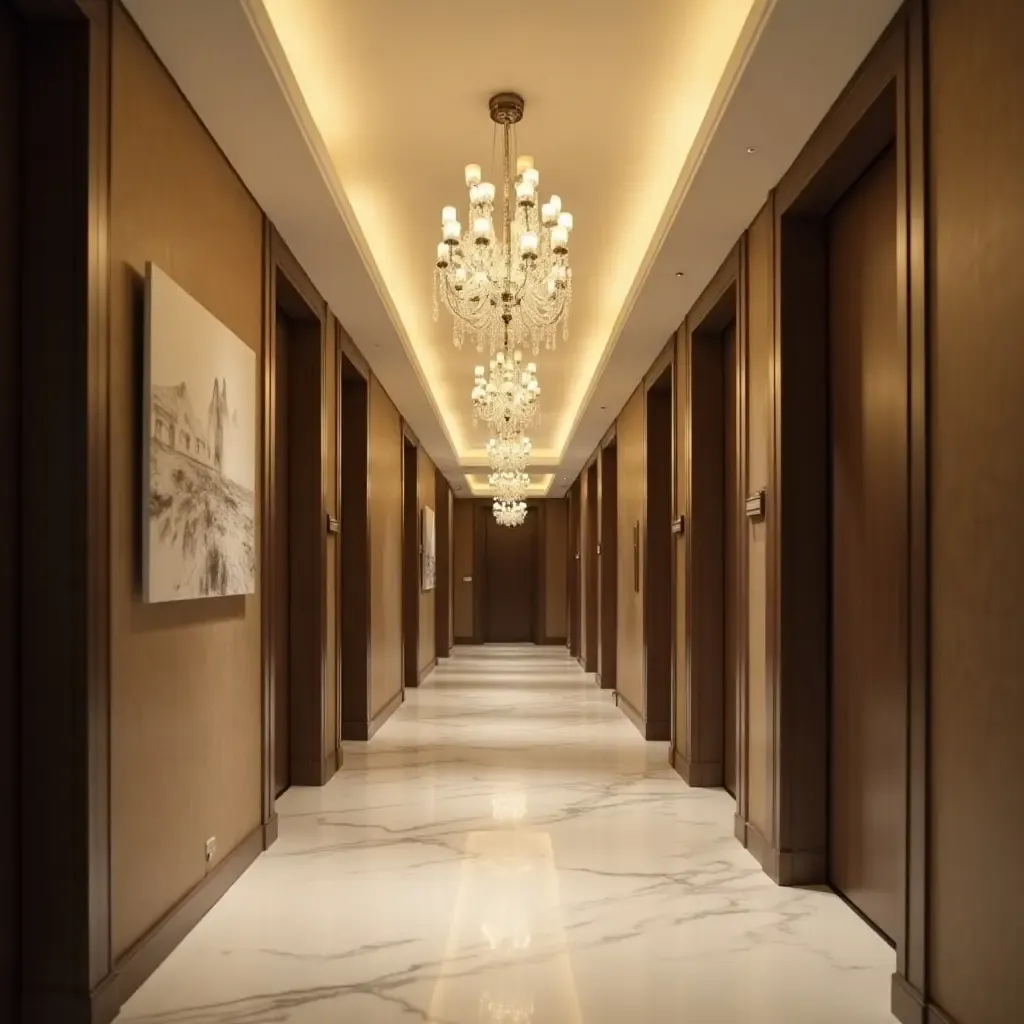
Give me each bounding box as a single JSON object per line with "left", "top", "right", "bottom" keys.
{"left": 828, "top": 147, "right": 906, "bottom": 943}
{"left": 273, "top": 312, "right": 291, "bottom": 797}
{"left": 722, "top": 321, "right": 738, "bottom": 797}
{"left": 484, "top": 510, "right": 538, "bottom": 643}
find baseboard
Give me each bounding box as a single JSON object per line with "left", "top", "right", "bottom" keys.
{"left": 369, "top": 688, "right": 404, "bottom": 738}
{"left": 670, "top": 747, "right": 723, "bottom": 787}
{"left": 891, "top": 975, "right": 927, "bottom": 1024}
{"left": 743, "top": 822, "right": 826, "bottom": 886}
{"left": 417, "top": 656, "right": 437, "bottom": 685}
{"left": 733, "top": 812, "right": 748, "bottom": 845}
{"left": 89, "top": 824, "right": 264, "bottom": 1024}
{"left": 615, "top": 691, "right": 670, "bottom": 740}
{"left": 290, "top": 747, "right": 337, "bottom": 787}
{"left": 263, "top": 813, "right": 279, "bottom": 848}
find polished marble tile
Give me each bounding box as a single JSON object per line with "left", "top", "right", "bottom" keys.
{"left": 117, "top": 645, "right": 895, "bottom": 1023}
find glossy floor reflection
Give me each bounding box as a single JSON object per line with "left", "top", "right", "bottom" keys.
{"left": 117, "top": 645, "right": 895, "bottom": 1023}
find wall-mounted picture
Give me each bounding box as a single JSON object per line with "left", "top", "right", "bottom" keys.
{"left": 422, "top": 505, "right": 436, "bottom": 591}
{"left": 143, "top": 262, "right": 257, "bottom": 603}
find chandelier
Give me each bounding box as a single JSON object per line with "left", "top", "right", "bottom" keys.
{"left": 487, "top": 434, "right": 531, "bottom": 472}
{"left": 493, "top": 498, "right": 528, "bottom": 528}
{"left": 489, "top": 469, "right": 530, "bottom": 502}
{"left": 471, "top": 348, "right": 540, "bottom": 435}
{"left": 434, "top": 92, "right": 574, "bottom": 354}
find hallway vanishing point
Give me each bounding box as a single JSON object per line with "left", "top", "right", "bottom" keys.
{"left": 119, "top": 647, "right": 895, "bottom": 1024}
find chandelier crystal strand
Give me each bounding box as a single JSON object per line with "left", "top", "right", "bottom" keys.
{"left": 486, "top": 434, "right": 532, "bottom": 473}
{"left": 433, "top": 93, "right": 573, "bottom": 355}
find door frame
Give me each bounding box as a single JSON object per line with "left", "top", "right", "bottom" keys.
{"left": 672, "top": 244, "right": 747, "bottom": 802}
{"left": 401, "top": 424, "right": 419, "bottom": 688}
{"left": 262, "top": 225, "right": 331, "bottom": 799}
{"left": 755, "top": 6, "right": 927, "bottom": 1018}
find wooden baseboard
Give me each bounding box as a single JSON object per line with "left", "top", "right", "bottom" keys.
{"left": 417, "top": 656, "right": 437, "bottom": 685}
{"left": 670, "top": 747, "right": 723, "bottom": 787}
{"left": 733, "top": 812, "right": 748, "bottom": 845}
{"left": 743, "top": 820, "right": 826, "bottom": 886}
{"left": 616, "top": 691, "right": 670, "bottom": 740}
{"left": 890, "top": 979, "right": 960, "bottom": 1024}
{"left": 87, "top": 824, "right": 264, "bottom": 1024}
{"left": 290, "top": 747, "right": 337, "bottom": 787}
{"left": 342, "top": 688, "right": 404, "bottom": 741}
{"left": 263, "top": 813, "right": 279, "bottom": 848}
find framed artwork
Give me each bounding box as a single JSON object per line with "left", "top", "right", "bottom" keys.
{"left": 422, "top": 505, "right": 436, "bottom": 591}
{"left": 143, "top": 262, "right": 257, "bottom": 602}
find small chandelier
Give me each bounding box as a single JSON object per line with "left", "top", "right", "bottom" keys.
{"left": 434, "top": 92, "right": 574, "bottom": 354}
{"left": 487, "top": 434, "right": 532, "bottom": 473}
{"left": 489, "top": 469, "right": 530, "bottom": 502}
{"left": 472, "top": 348, "right": 540, "bottom": 436}
{"left": 493, "top": 498, "right": 528, "bottom": 528}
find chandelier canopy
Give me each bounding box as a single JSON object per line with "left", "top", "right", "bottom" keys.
{"left": 434, "top": 92, "right": 574, "bottom": 354}
{"left": 472, "top": 348, "right": 540, "bottom": 436}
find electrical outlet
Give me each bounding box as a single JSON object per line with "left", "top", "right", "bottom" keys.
{"left": 205, "top": 837, "right": 216, "bottom": 863}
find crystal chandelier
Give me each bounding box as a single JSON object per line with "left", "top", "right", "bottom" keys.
{"left": 489, "top": 469, "right": 530, "bottom": 502}
{"left": 487, "top": 434, "right": 531, "bottom": 473}
{"left": 493, "top": 498, "right": 528, "bottom": 528}
{"left": 434, "top": 92, "right": 574, "bottom": 354}
{"left": 471, "top": 348, "right": 540, "bottom": 436}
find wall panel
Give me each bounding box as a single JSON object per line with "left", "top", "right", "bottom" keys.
{"left": 368, "top": 377, "right": 403, "bottom": 718}
{"left": 616, "top": 387, "right": 645, "bottom": 719}
{"left": 928, "top": 1, "right": 1024, "bottom": 1020}
{"left": 109, "top": 6, "right": 262, "bottom": 956}
{"left": 417, "top": 447, "right": 436, "bottom": 674}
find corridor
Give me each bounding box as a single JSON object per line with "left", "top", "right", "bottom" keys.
{"left": 118, "top": 647, "right": 894, "bottom": 1024}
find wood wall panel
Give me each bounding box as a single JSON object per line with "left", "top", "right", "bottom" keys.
{"left": 109, "top": 5, "right": 262, "bottom": 956}
{"left": 0, "top": 6, "right": 18, "bottom": 1016}
{"left": 434, "top": 470, "right": 452, "bottom": 659}
{"left": 544, "top": 499, "right": 569, "bottom": 641}
{"left": 417, "top": 447, "right": 436, "bottom": 673}
{"left": 597, "top": 442, "right": 618, "bottom": 688}
{"left": 616, "top": 386, "right": 645, "bottom": 720}
{"left": 744, "top": 201, "right": 773, "bottom": 840}
{"left": 929, "top": 1, "right": 1024, "bottom": 1020}
{"left": 453, "top": 499, "right": 475, "bottom": 640}
{"left": 368, "top": 377, "right": 403, "bottom": 718}
{"left": 673, "top": 331, "right": 688, "bottom": 750}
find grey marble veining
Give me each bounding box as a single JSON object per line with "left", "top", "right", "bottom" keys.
{"left": 117, "top": 645, "right": 895, "bottom": 1023}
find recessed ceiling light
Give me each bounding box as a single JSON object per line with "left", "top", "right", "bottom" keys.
{"left": 746, "top": 146, "right": 756, "bottom": 154}
{"left": 674, "top": 271, "right": 684, "bottom": 278}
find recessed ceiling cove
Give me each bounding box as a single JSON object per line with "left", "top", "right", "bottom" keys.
{"left": 124, "top": 0, "right": 903, "bottom": 495}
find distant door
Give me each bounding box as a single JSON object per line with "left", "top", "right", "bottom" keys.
{"left": 483, "top": 510, "right": 538, "bottom": 643}
{"left": 828, "top": 147, "right": 906, "bottom": 943}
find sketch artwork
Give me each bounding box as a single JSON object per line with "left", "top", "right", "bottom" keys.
{"left": 422, "top": 505, "right": 436, "bottom": 591}
{"left": 143, "top": 263, "right": 257, "bottom": 602}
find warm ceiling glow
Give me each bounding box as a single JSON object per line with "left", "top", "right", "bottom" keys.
{"left": 259, "top": 0, "right": 758, "bottom": 469}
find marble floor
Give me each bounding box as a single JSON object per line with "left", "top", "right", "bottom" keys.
{"left": 118, "top": 645, "right": 895, "bottom": 1024}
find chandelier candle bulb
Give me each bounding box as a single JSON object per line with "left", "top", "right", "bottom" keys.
{"left": 519, "top": 231, "right": 539, "bottom": 257}
{"left": 465, "top": 163, "right": 482, "bottom": 186}
{"left": 436, "top": 242, "right": 449, "bottom": 267}
{"left": 516, "top": 154, "right": 535, "bottom": 174}
{"left": 558, "top": 211, "right": 574, "bottom": 232}
{"left": 473, "top": 217, "right": 492, "bottom": 243}
{"left": 523, "top": 167, "right": 540, "bottom": 188}
{"left": 551, "top": 225, "right": 569, "bottom": 252}
{"left": 477, "top": 182, "right": 496, "bottom": 204}
{"left": 442, "top": 205, "right": 457, "bottom": 224}
{"left": 541, "top": 203, "right": 557, "bottom": 225}
{"left": 443, "top": 220, "right": 461, "bottom": 243}
{"left": 515, "top": 180, "right": 536, "bottom": 205}
{"left": 549, "top": 194, "right": 562, "bottom": 216}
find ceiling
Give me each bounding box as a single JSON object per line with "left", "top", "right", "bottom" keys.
{"left": 125, "top": 0, "right": 902, "bottom": 497}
